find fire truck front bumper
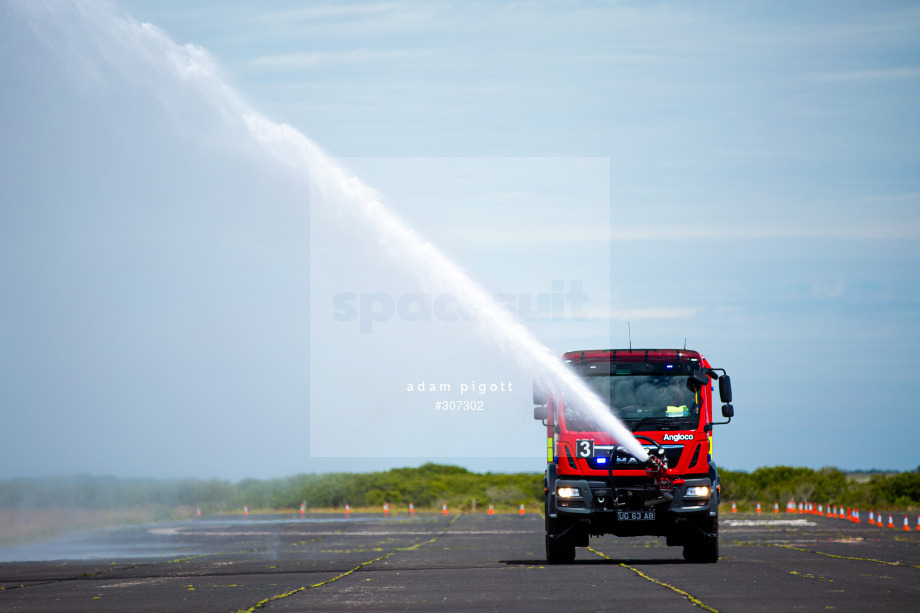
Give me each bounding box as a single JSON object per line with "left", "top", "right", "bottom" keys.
{"left": 550, "top": 477, "right": 716, "bottom": 518}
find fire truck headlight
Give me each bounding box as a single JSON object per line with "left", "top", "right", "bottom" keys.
{"left": 556, "top": 487, "right": 581, "bottom": 499}
{"left": 685, "top": 486, "right": 710, "bottom": 498}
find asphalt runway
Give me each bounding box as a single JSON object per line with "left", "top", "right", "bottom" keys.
{"left": 0, "top": 512, "right": 918, "bottom": 612}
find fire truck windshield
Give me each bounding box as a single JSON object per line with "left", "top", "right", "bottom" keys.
{"left": 563, "top": 374, "right": 700, "bottom": 432}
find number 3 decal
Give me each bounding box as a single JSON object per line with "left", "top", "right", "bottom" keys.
{"left": 576, "top": 439, "right": 594, "bottom": 458}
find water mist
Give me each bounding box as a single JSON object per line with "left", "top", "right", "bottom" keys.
{"left": 17, "top": 0, "right": 649, "bottom": 462}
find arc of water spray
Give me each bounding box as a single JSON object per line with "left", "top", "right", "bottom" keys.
{"left": 245, "top": 117, "right": 649, "bottom": 462}
{"left": 26, "top": 0, "right": 650, "bottom": 462}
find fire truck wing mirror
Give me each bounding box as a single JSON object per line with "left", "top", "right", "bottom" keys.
{"left": 688, "top": 369, "right": 709, "bottom": 389}
{"left": 721, "top": 403, "right": 734, "bottom": 418}
{"left": 533, "top": 379, "right": 547, "bottom": 406}
{"left": 718, "top": 374, "right": 732, "bottom": 403}
{"left": 534, "top": 404, "right": 548, "bottom": 421}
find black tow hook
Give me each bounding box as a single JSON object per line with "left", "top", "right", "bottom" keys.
{"left": 549, "top": 521, "right": 582, "bottom": 541}
{"left": 643, "top": 491, "right": 674, "bottom": 508}
{"left": 686, "top": 520, "right": 718, "bottom": 539}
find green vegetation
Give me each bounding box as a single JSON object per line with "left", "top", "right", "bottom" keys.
{"left": 0, "top": 464, "right": 543, "bottom": 513}
{"left": 720, "top": 466, "right": 920, "bottom": 510}
{"left": 2, "top": 464, "right": 918, "bottom": 517}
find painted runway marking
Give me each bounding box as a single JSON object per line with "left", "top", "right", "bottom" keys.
{"left": 149, "top": 528, "right": 533, "bottom": 537}
{"left": 725, "top": 519, "right": 817, "bottom": 527}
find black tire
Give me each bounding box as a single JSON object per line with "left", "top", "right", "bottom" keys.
{"left": 683, "top": 516, "right": 719, "bottom": 563}
{"left": 545, "top": 497, "right": 576, "bottom": 564}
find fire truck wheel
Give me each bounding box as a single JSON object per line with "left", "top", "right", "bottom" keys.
{"left": 545, "top": 530, "right": 576, "bottom": 564}
{"left": 545, "top": 499, "right": 576, "bottom": 564}
{"left": 682, "top": 516, "right": 719, "bottom": 563}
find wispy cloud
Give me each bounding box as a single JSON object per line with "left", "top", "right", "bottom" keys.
{"left": 256, "top": 3, "right": 405, "bottom": 22}
{"left": 609, "top": 224, "right": 920, "bottom": 241}
{"left": 812, "top": 281, "right": 847, "bottom": 300}
{"left": 249, "top": 1, "right": 433, "bottom": 37}
{"left": 581, "top": 307, "right": 701, "bottom": 321}
{"left": 444, "top": 222, "right": 920, "bottom": 244}
{"left": 246, "top": 49, "right": 412, "bottom": 71}
{"left": 444, "top": 226, "right": 612, "bottom": 244}
{"left": 816, "top": 67, "right": 920, "bottom": 83}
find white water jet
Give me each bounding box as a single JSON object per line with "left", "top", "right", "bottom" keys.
{"left": 18, "top": 0, "right": 649, "bottom": 462}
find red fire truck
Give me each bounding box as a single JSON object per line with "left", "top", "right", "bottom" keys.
{"left": 534, "top": 349, "right": 734, "bottom": 564}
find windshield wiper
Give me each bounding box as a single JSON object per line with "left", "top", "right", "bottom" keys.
{"left": 630, "top": 417, "right": 668, "bottom": 432}
{"left": 630, "top": 416, "right": 696, "bottom": 432}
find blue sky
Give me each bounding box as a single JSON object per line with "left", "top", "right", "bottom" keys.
{"left": 1, "top": 1, "right": 918, "bottom": 479}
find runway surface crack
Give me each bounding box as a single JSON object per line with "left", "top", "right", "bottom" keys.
{"left": 239, "top": 514, "right": 462, "bottom": 613}
{"left": 587, "top": 546, "right": 718, "bottom": 613}
{"left": 768, "top": 543, "right": 920, "bottom": 568}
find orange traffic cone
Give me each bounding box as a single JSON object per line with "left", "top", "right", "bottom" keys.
{"left": 887, "top": 514, "right": 895, "bottom": 528}
{"left": 868, "top": 511, "right": 875, "bottom": 525}
{"left": 409, "top": 503, "right": 415, "bottom": 516}
{"left": 442, "top": 503, "right": 448, "bottom": 516}
{"left": 383, "top": 503, "right": 389, "bottom": 517}
{"left": 852, "top": 509, "right": 860, "bottom": 523}
{"left": 196, "top": 506, "right": 201, "bottom": 518}
{"left": 756, "top": 503, "right": 762, "bottom": 514}
{"left": 300, "top": 502, "right": 306, "bottom": 516}
{"left": 774, "top": 503, "right": 779, "bottom": 513}
{"left": 519, "top": 504, "right": 525, "bottom": 516}
{"left": 244, "top": 505, "right": 249, "bottom": 517}
{"left": 488, "top": 504, "right": 494, "bottom": 515}
{"left": 344, "top": 504, "right": 350, "bottom": 517}
{"left": 731, "top": 502, "right": 737, "bottom": 513}
{"left": 903, "top": 516, "right": 911, "bottom": 531}
{"left": 916, "top": 514, "right": 920, "bottom": 531}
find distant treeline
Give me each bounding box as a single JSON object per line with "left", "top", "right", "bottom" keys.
{"left": 720, "top": 466, "right": 920, "bottom": 508}
{"left": 2, "top": 464, "right": 918, "bottom": 512}
{"left": 0, "top": 464, "right": 543, "bottom": 511}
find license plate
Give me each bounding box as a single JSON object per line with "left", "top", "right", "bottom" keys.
{"left": 617, "top": 510, "right": 655, "bottom": 521}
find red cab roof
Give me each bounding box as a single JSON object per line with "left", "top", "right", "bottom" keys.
{"left": 562, "top": 349, "right": 703, "bottom": 365}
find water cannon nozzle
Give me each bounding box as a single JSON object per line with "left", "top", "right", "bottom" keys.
{"left": 645, "top": 453, "right": 667, "bottom": 474}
